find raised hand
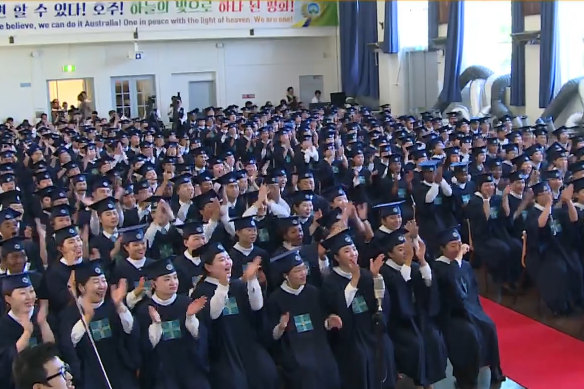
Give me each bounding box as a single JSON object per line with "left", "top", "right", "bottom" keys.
{"left": 404, "top": 220, "right": 419, "bottom": 238}
{"left": 404, "top": 240, "right": 414, "bottom": 267}
{"left": 326, "top": 314, "right": 343, "bottom": 330}
{"left": 67, "top": 270, "right": 78, "bottom": 299}
{"left": 348, "top": 260, "right": 361, "bottom": 287}
{"left": 242, "top": 257, "right": 262, "bottom": 282}
{"left": 415, "top": 239, "right": 427, "bottom": 265}
{"left": 134, "top": 277, "right": 146, "bottom": 296}
{"left": 279, "top": 312, "right": 290, "bottom": 331}
{"left": 187, "top": 296, "right": 208, "bottom": 316}
{"left": 148, "top": 305, "right": 161, "bottom": 323}
{"left": 560, "top": 184, "right": 574, "bottom": 203}
{"left": 37, "top": 302, "right": 48, "bottom": 326}
{"left": 18, "top": 314, "right": 34, "bottom": 334}
{"left": 369, "top": 254, "right": 385, "bottom": 277}
{"left": 111, "top": 279, "right": 128, "bottom": 308}
{"left": 356, "top": 202, "right": 368, "bottom": 221}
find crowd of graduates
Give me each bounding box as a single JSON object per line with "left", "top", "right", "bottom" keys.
{"left": 6, "top": 100, "right": 584, "bottom": 389}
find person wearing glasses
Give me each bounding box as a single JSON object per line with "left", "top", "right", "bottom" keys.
{"left": 12, "top": 342, "right": 74, "bottom": 389}
{"left": 0, "top": 273, "right": 55, "bottom": 389}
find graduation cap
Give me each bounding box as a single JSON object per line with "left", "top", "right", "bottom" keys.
{"left": 377, "top": 229, "right": 407, "bottom": 254}
{"left": 1, "top": 273, "right": 32, "bottom": 295}
{"left": 297, "top": 170, "right": 314, "bottom": 181}
{"left": 451, "top": 162, "right": 469, "bottom": 174}
{"left": 572, "top": 178, "right": 584, "bottom": 193}
{"left": 217, "top": 171, "right": 238, "bottom": 186}
{"left": 569, "top": 160, "right": 584, "bottom": 173}
{"left": 437, "top": 226, "right": 462, "bottom": 246}
{"left": 35, "top": 185, "right": 55, "bottom": 199}
{"left": 208, "top": 157, "right": 223, "bottom": 166}
{"left": 75, "top": 261, "right": 105, "bottom": 285}
{"left": 321, "top": 232, "right": 354, "bottom": 255}
{"left": 277, "top": 216, "right": 301, "bottom": 230}
{"left": 471, "top": 146, "right": 487, "bottom": 156}
{"left": 419, "top": 160, "right": 438, "bottom": 172}
{"left": 90, "top": 197, "right": 118, "bottom": 215}
{"left": 137, "top": 163, "right": 156, "bottom": 177}
{"left": 181, "top": 221, "right": 204, "bottom": 238}
{"left": 92, "top": 177, "right": 112, "bottom": 192}
{"left": 34, "top": 170, "right": 53, "bottom": 182}
{"left": 0, "top": 190, "right": 21, "bottom": 207}
{"left": 231, "top": 216, "right": 257, "bottom": 230}
{"left": 486, "top": 157, "right": 502, "bottom": 169}
{"left": 195, "top": 171, "right": 214, "bottom": 185}
{"left": 133, "top": 180, "right": 150, "bottom": 194}
{"left": 171, "top": 173, "right": 193, "bottom": 187}
{"left": 50, "top": 204, "right": 74, "bottom": 219}
{"left": 194, "top": 190, "right": 219, "bottom": 209}
{"left": 444, "top": 146, "right": 460, "bottom": 157}
{"left": 524, "top": 144, "right": 544, "bottom": 157}
{"left": 0, "top": 236, "right": 25, "bottom": 256}
{"left": 502, "top": 143, "right": 519, "bottom": 154}
{"left": 197, "top": 242, "right": 227, "bottom": 265}
{"left": 511, "top": 154, "right": 530, "bottom": 167}
{"left": 234, "top": 170, "right": 247, "bottom": 181}
{"left": 269, "top": 249, "right": 303, "bottom": 277}
{"left": 318, "top": 208, "right": 343, "bottom": 230}
{"left": 144, "top": 257, "right": 176, "bottom": 280}
{"left": 54, "top": 225, "right": 79, "bottom": 246}
{"left": 322, "top": 185, "right": 347, "bottom": 203}
{"left": 541, "top": 169, "right": 562, "bottom": 181}
{"left": 411, "top": 149, "right": 427, "bottom": 161}
{"left": 475, "top": 173, "right": 494, "bottom": 187}
{"left": 552, "top": 126, "right": 568, "bottom": 137}
{"left": 373, "top": 201, "right": 404, "bottom": 218}
{"left": 509, "top": 171, "right": 528, "bottom": 183}
{"left": 291, "top": 190, "right": 314, "bottom": 206}
{"left": 486, "top": 138, "right": 499, "bottom": 146}
{"left": 347, "top": 148, "right": 364, "bottom": 158}
{"left": 530, "top": 181, "right": 551, "bottom": 196}
{"left": 120, "top": 225, "right": 146, "bottom": 244}
{"left": 0, "top": 208, "right": 21, "bottom": 222}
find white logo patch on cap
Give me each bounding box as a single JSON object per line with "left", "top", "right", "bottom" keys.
{"left": 292, "top": 219, "right": 299, "bottom": 225}
{"left": 398, "top": 235, "right": 406, "bottom": 242}
{"left": 95, "top": 267, "right": 102, "bottom": 274}
{"left": 22, "top": 277, "right": 29, "bottom": 284}
{"left": 107, "top": 203, "right": 114, "bottom": 209}
{"left": 344, "top": 236, "right": 352, "bottom": 243}
{"left": 166, "top": 264, "right": 174, "bottom": 271}
{"left": 14, "top": 244, "right": 20, "bottom": 250}
{"left": 136, "top": 232, "right": 143, "bottom": 240}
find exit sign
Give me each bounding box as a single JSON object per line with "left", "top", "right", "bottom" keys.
{"left": 242, "top": 94, "right": 255, "bottom": 99}
{"left": 62, "top": 64, "right": 76, "bottom": 73}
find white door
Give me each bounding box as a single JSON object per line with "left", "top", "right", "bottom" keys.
{"left": 299, "top": 75, "right": 324, "bottom": 106}
{"left": 189, "top": 81, "right": 216, "bottom": 111}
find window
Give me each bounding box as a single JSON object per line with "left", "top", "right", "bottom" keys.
{"left": 397, "top": 1, "right": 428, "bottom": 51}
{"left": 461, "top": 1, "right": 511, "bottom": 75}
{"left": 557, "top": 2, "right": 584, "bottom": 88}
{"left": 111, "top": 76, "right": 155, "bottom": 118}
{"left": 47, "top": 78, "right": 95, "bottom": 115}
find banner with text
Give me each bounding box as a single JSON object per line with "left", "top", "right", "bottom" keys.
{"left": 0, "top": 1, "right": 338, "bottom": 35}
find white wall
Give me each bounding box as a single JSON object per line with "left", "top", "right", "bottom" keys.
{"left": 0, "top": 35, "right": 340, "bottom": 121}
{"left": 523, "top": 15, "right": 543, "bottom": 121}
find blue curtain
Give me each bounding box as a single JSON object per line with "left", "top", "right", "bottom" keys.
{"left": 339, "top": 1, "right": 379, "bottom": 99}
{"left": 438, "top": 1, "right": 465, "bottom": 104}
{"left": 428, "top": 1, "right": 439, "bottom": 49}
{"left": 510, "top": 2, "right": 525, "bottom": 106}
{"left": 539, "top": 1, "right": 558, "bottom": 108}
{"left": 382, "top": 1, "right": 398, "bottom": 54}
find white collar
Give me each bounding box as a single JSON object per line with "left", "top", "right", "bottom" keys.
{"left": 233, "top": 242, "right": 254, "bottom": 256}
{"left": 155, "top": 223, "right": 171, "bottom": 232}
{"left": 298, "top": 216, "right": 309, "bottom": 224}
{"left": 435, "top": 255, "right": 452, "bottom": 265}
{"left": 102, "top": 229, "right": 118, "bottom": 239}
{"left": 126, "top": 257, "right": 146, "bottom": 269}
{"left": 474, "top": 191, "right": 485, "bottom": 199}
{"left": 184, "top": 250, "right": 201, "bottom": 266}
{"left": 60, "top": 257, "right": 83, "bottom": 266}
{"left": 152, "top": 293, "right": 177, "bottom": 306}
{"left": 332, "top": 266, "right": 352, "bottom": 280}
{"left": 423, "top": 180, "right": 434, "bottom": 186}
{"left": 384, "top": 258, "right": 403, "bottom": 271}
{"left": 77, "top": 297, "right": 104, "bottom": 309}
{"left": 282, "top": 242, "right": 300, "bottom": 251}
{"left": 533, "top": 203, "right": 545, "bottom": 212}
{"left": 510, "top": 191, "right": 523, "bottom": 200}
{"left": 280, "top": 281, "right": 304, "bottom": 295}
{"left": 205, "top": 276, "right": 227, "bottom": 286}
{"left": 0, "top": 262, "right": 30, "bottom": 275}
{"left": 8, "top": 308, "right": 34, "bottom": 322}
{"left": 379, "top": 225, "right": 394, "bottom": 234}
{"left": 575, "top": 202, "right": 584, "bottom": 210}
{"left": 179, "top": 199, "right": 192, "bottom": 207}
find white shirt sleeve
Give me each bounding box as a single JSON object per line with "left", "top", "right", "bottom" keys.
{"left": 148, "top": 322, "right": 162, "bottom": 348}
{"left": 89, "top": 211, "right": 100, "bottom": 237}
{"left": 126, "top": 289, "right": 144, "bottom": 310}
{"left": 440, "top": 178, "right": 453, "bottom": 197}
{"left": 185, "top": 314, "right": 200, "bottom": 338}
{"left": 144, "top": 223, "right": 159, "bottom": 249}
{"left": 71, "top": 320, "right": 86, "bottom": 347}
{"left": 209, "top": 283, "right": 230, "bottom": 320}
{"left": 220, "top": 208, "right": 236, "bottom": 237}
{"left": 117, "top": 305, "right": 134, "bottom": 334}
{"left": 344, "top": 282, "right": 358, "bottom": 308}
{"left": 400, "top": 265, "right": 412, "bottom": 282}
{"left": 242, "top": 204, "right": 258, "bottom": 217}
{"left": 203, "top": 219, "right": 218, "bottom": 241}
{"left": 247, "top": 277, "right": 263, "bottom": 311}
{"left": 319, "top": 256, "right": 331, "bottom": 276}
{"left": 419, "top": 263, "right": 433, "bottom": 286}
{"left": 116, "top": 203, "right": 125, "bottom": 227}
{"left": 425, "top": 183, "right": 439, "bottom": 203}
{"left": 268, "top": 200, "right": 291, "bottom": 217}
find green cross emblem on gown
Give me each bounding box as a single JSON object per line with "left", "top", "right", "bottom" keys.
{"left": 222, "top": 296, "right": 239, "bottom": 316}
{"left": 161, "top": 320, "right": 182, "bottom": 340}
{"left": 351, "top": 295, "right": 369, "bottom": 314}
{"left": 90, "top": 318, "right": 112, "bottom": 341}
{"left": 293, "top": 314, "right": 313, "bottom": 333}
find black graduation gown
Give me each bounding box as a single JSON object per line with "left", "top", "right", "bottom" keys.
{"left": 135, "top": 295, "right": 210, "bottom": 389}
{"left": 89, "top": 232, "right": 116, "bottom": 263}
{"left": 412, "top": 181, "right": 453, "bottom": 256}
{"left": 433, "top": 259, "right": 502, "bottom": 386}
{"left": 321, "top": 270, "right": 397, "bottom": 389}
{"left": 173, "top": 253, "right": 205, "bottom": 296}
{"left": 59, "top": 300, "right": 140, "bottom": 389}
{"left": 254, "top": 215, "right": 277, "bottom": 254}
{"left": 111, "top": 258, "right": 155, "bottom": 312}
{"left": 525, "top": 206, "right": 584, "bottom": 313}
{"left": 228, "top": 245, "right": 269, "bottom": 281}
{"left": 265, "top": 284, "right": 341, "bottom": 389}
{"left": 146, "top": 226, "right": 183, "bottom": 260}
{"left": 0, "top": 310, "right": 43, "bottom": 389}
{"left": 41, "top": 261, "right": 76, "bottom": 319}
{"left": 379, "top": 262, "right": 446, "bottom": 386}
{"left": 192, "top": 279, "right": 279, "bottom": 389}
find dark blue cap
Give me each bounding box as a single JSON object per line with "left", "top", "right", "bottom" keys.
{"left": 92, "top": 177, "right": 112, "bottom": 192}
{"left": 54, "top": 225, "right": 79, "bottom": 246}
{"left": 475, "top": 173, "right": 494, "bottom": 187}
{"left": 291, "top": 190, "right": 314, "bottom": 206}
{"left": 50, "top": 204, "right": 73, "bottom": 219}
{"left": 419, "top": 160, "right": 438, "bottom": 172}
{"left": 75, "top": 261, "right": 105, "bottom": 285}
{"left": 90, "top": 197, "right": 118, "bottom": 215}
{"left": 120, "top": 225, "right": 145, "bottom": 244}
{"left": 277, "top": 216, "right": 301, "bottom": 230}
{"left": 321, "top": 232, "right": 354, "bottom": 254}
{"left": 1, "top": 273, "right": 32, "bottom": 294}
{"left": 197, "top": 242, "right": 227, "bottom": 265}
{"left": 144, "top": 257, "right": 176, "bottom": 280}
{"left": 171, "top": 173, "right": 193, "bottom": 187}
{"left": 438, "top": 226, "right": 462, "bottom": 246}
{"left": 269, "top": 249, "right": 303, "bottom": 276}
{"left": 378, "top": 229, "right": 407, "bottom": 253}
{"left": 181, "top": 221, "right": 204, "bottom": 237}
{"left": 322, "top": 185, "right": 346, "bottom": 202}
{"left": 231, "top": 216, "right": 256, "bottom": 230}
{"left": 509, "top": 171, "right": 527, "bottom": 183}
{"left": 541, "top": 169, "right": 562, "bottom": 180}
{"left": 0, "top": 236, "right": 25, "bottom": 256}
{"left": 373, "top": 201, "right": 404, "bottom": 218}
{"left": 0, "top": 207, "right": 21, "bottom": 222}
{"left": 531, "top": 181, "right": 550, "bottom": 195}
{"left": 194, "top": 190, "right": 219, "bottom": 209}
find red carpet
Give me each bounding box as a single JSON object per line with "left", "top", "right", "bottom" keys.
{"left": 480, "top": 297, "right": 584, "bottom": 389}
